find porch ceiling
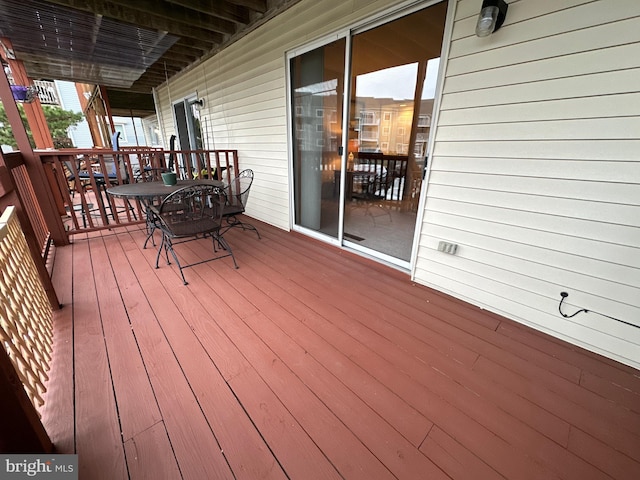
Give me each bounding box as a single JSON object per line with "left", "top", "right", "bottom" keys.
{"left": 0, "top": 0, "right": 300, "bottom": 114}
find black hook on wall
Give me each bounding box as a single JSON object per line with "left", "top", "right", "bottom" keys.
{"left": 558, "top": 291, "right": 638, "bottom": 329}
{"left": 558, "top": 291, "right": 589, "bottom": 318}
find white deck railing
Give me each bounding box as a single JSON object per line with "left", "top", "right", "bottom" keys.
{"left": 0, "top": 206, "right": 53, "bottom": 412}
{"left": 32, "top": 80, "right": 59, "bottom": 105}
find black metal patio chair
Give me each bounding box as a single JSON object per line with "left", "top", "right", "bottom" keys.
{"left": 350, "top": 165, "right": 393, "bottom": 225}
{"left": 152, "top": 184, "right": 238, "bottom": 285}
{"left": 221, "top": 169, "right": 261, "bottom": 239}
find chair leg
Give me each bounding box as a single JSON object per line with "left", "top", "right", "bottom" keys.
{"left": 215, "top": 234, "right": 239, "bottom": 269}
{"left": 126, "top": 199, "right": 138, "bottom": 220}
{"left": 155, "top": 234, "right": 189, "bottom": 284}
{"left": 155, "top": 233, "right": 166, "bottom": 269}
{"left": 222, "top": 215, "right": 261, "bottom": 239}
{"left": 71, "top": 203, "right": 88, "bottom": 228}
{"left": 143, "top": 209, "right": 158, "bottom": 249}
{"left": 239, "top": 221, "right": 261, "bottom": 239}
{"left": 156, "top": 233, "right": 175, "bottom": 269}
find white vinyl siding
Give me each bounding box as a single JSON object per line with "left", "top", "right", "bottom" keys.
{"left": 155, "top": 0, "right": 409, "bottom": 230}
{"left": 416, "top": 0, "right": 640, "bottom": 368}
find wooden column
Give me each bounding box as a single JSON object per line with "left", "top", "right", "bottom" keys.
{"left": 403, "top": 60, "right": 428, "bottom": 211}
{"left": 0, "top": 49, "right": 69, "bottom": 248}
{"left": 0, "top": 38, "right": 54, "bottom": 149}
{"left": 100, "top": 86, "right": 116, "bottom": 135}
{"left": 76, "top": 83, "right": 105, "bottom": 147}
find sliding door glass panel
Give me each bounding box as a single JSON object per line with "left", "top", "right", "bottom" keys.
{"left": 290, "top": 39, "right": 345, "bottom": 238}
{"left": 343, "top": 3, "right": 447, "bottom": 261}
{"left": 174, "top": 98, "right": 204, "bottom": 176}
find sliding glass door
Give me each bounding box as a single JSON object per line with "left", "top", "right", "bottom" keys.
{"left": 290, "top": 38, "right": 346, "bottom": 239}
{"left": 290, "top": 1, "right": 448, "bottom": 265}
{"left": 174, "top": 97, "right": 203, "bottom": 176}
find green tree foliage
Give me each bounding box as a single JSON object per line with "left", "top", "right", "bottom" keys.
{"left": 0, "top": 101, "right": 84, "bottom": 149}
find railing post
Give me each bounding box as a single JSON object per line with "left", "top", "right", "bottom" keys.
{"left": 0, "top": 166, "right": 61, "bottom": 309}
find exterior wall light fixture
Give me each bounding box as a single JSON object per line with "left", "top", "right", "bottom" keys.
{"left": 475, "top": 0, "right": 509, "bottom": 37}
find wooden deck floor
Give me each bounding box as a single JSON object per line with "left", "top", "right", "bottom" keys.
{"left": 40, "top": 219, "right": 640, "bottom": 479}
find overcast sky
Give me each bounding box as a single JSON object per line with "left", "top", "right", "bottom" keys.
{"left": 355, "top": 58, "right": 440, "bottom": 100}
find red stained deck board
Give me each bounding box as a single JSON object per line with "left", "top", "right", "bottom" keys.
{"left": 241, "top": 311, "right": 448, "bottom": 480}
{"left": 123, "top": 422, "right": 181, "bottom": 479}
{"left": 41, "top": 245, "right": 75, "bottom": 454}
{"left": 473, "top": 348, "right": 637, "bottom": 434}
{"left": 420, "top": 426, "right": 505, "bottom": 480}
{"left": 146, "top": 244, "right": 343, "bottom": 478}
{"left": 176, "top": 241, "right": 440, "bottom": 478}
{"left": 182, "top": 237, "right": 457, "bottom": 478}
{"left": 232, "top": 230, "right": 572, "bottom": 446}
{"left": 286, "top": 237, "right": 574, "bottom": 387}
{"left": 123, "top": 247, "right": 289, "bottom": 480}
{"left": 227, "top": 368, "right": 344, "bottom": 480}
{"left": 475, "top": 356, "right": 640, "bottom": 463}
{"left": 148, "top": 226, "right": 640, "bottom": 480}
{"left": 567, "top": 426, "right": 640, "bottom": 480}
{"left": 44, "top": 220, "right": 640, "bottom": 480}
{"left": 497, "top": 321, "right": 640, "bottom": 397}
{"left": 124, "top": 229, "right": 294, "bottom": 480}
{"left": 107, "top": 231, "right": 236, "bottom": 480}
{"left": 129, "top": 229, "right": 365, "bottom": 480}
{"left": 247, "top": 237, "right": 480, "bottom": 373}
{"left": 230, "top": 226, "right": 633, "bottom": 479}
{"left": 579, "top": 370, "right": 640, "bottom": 413}
{"left": 199, "top": 307, "right": 399, "bottom": 480}
{"left": 158, "top": 249, "right": 398, "bottom": 479}
{"left": 91, "top": 235, "right": 163, "bottom": 441}
{"left": 418, "top": 345, "right": 572, "bottom": 447}
{"left": 255, "top": 231, "right": 481, "bottom": 367}
{"left": 71, "top": 237, "right": 127, "bottom": 479}
{"left": 271, "top": 230, "right": 480, "bottom": 324}
{"left": 383, "top": 345, "right": 599, "bottom": 478}
{"left": 416, "top": 388, "right": 561, "bottom": 480}
{"left": 207, "top": 243, "right": 433, "bottom": 447}
{"left": 233, "top": 236, "right": 573, "bottom": 448}
{"left": 263, "top": 227, "right": 584, "bottom": 384}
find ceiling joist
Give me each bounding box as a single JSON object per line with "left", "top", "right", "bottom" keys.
{"left": 0, "top": 0, "right": 299, "bottom": 115}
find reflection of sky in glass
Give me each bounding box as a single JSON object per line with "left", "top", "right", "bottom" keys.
{"left": 355, "top": 58, "right": 440, "bottom": 100}
{"left": 423, "top": 58, "right": 440, "bottom": 99}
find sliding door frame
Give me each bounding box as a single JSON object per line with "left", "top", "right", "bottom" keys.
{"left": 286, "top": 0, "right": 455, "bottom": 271}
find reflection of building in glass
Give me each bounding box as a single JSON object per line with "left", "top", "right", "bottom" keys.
{"left": 293, "top": 80, "right": 339, "bottom": 156}
{"left": 352, "top": 97, "right": 434, "bottom": 160}
{"left": 293, "top": 85, "right": 433, "bottom": 165}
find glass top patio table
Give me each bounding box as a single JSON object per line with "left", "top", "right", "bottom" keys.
{"left": 106, "top": 178, "right": 224, "bottom": 200}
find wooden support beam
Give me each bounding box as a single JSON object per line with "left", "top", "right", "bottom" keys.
{"left": 174, "top": 37, "right": 215, "bottom": 53}
{"left": 224, "top": 0, "right": 268, "bottom": 13}
{"left": 0, "top": 53, "right": 69, "bottom": 249}
{"left": 166, "top": 0, "right": 251, "bottom": 24}
{"left": 106, "top": 0, "right": 237, "bottom": 35}
{"left": 0, "top": 38, "right": 54, "bottom": 150}
{"left": 45, "top": 0, "right": 226, "bottom": 42}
